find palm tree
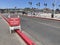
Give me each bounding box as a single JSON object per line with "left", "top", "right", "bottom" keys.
{"left": 36, "top": 2, "right": 40, "bottom": 9}
{"left": 59, "top": 5, "right": 60, "bottom": 7}
{"left": 28, "top": 2, "right": 33, "bottom": 14}
{"left": 58, "top": 5, "right": 60, "bottom": 9}
{"left": 44, "top": 0, "right": 47, "bottom": 8}
{"left": 14, "top": 6, "right": 17, "bottom": 14}
{"left": 52, "top": 3, "right": 55, "bottom": 10}
{"left": 58, "top": 5, "right": 60, "bottom": 13}
{"left": 44, "top": 3, "right": 47, "bottom": 8}
{"left": 51, "top": 0, "right": 55, "bottom": 18}
{"left": 43, "top": 2, "right": 47, "bottom": 13}
{"left": 28, "top": 2, "right": 32, "bottom": 8}
{"left": 44, "top": 0, "right": 47, "bottom": 13}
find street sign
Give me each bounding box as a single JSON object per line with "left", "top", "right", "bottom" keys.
{"left": 8, "top": 18, "right": 20, "bottom": 26}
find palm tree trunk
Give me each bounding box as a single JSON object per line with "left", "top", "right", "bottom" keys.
{"left": 52, "top": 0, "right": 55, "bottom": 18}
{"left": 54, "top": 0, "right": 55, "bottom": 14}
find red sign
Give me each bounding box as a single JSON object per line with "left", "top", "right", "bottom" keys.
{"left": 8, "top": 18, "right": 20, "bottom": 26}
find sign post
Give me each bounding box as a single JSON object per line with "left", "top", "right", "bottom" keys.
{"left": 8, "top": 15, "right": 21, "bottom": 33}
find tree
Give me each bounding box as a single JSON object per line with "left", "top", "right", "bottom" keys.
{"left": 56, "top": 8, "right": 60, "bottom": 13}
{"left": 44, "top": 3, "right": 47, "bottom": 8}
{"left": 59, "top": 5, "right": 60, "bottom": 7}
{"left": 44, "top": 0, "right": 47, "bottom": 8}
{"left": 36, "top": 2, "right": 40, "bottom": 9}
{"left": 51, "top": 3, "right": 55, "bottom": 18}
{"left": 52, "top": 3, "right": 55, "bottom": 8}
{"left": 58, "top": 5, "right": 60, "bottom": 9}
{"left": 28, "top": 2, "right": 32, "bottom": 8}
{"left": 51, "top": 0, "right": 55, "bottom": 18}
{"left": 52, "top": 2, "right": 55, "bottom": 13}
{"left": 36, "top": 2, "right": 40, "bottom": 7}
{"left": 14, "top": 6, "right": 17, "bottom": 14}
{"left": 56, "top": 8, "right": 59, "bottom": 12}
{"left": 52, "top": 0, "right": 55, "bottom": 13}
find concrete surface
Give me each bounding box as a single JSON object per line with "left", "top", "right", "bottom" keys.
{"left": 0, "top": 15, "right": 26, "bottom": 45}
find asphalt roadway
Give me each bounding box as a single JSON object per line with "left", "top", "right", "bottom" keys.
{"left": 2, "top": 14, "right": 60, "bottom": 45}
{"left": 20, "top": 15, "right": 60, "bottom": 45}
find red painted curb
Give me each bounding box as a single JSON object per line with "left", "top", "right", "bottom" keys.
{"left": 1, "top": 15, "right": 36, "bottom": 45}
{"left": 15, "top": 30, "right": 36, "bottom": 45}
{"left": 1, "top": 14, "right": 8, "bottom": 22}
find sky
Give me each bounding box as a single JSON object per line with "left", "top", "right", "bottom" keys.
{"left": 0, "top": 0, "right": 60, "bottom": 9}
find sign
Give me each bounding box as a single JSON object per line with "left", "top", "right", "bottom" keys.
{"left": 8, "top": 18, "right": 20, "bottom": 26}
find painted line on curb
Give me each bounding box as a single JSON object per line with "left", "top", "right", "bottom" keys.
{"left": 15, "top": 30, "right": 36, "bottom": 45}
